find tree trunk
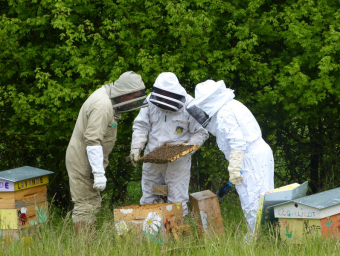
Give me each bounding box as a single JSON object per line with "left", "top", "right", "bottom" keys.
{"left": 309, "top": 123, "right": 320, "bottom": 193}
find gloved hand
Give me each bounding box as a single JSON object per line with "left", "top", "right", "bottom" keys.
{"left": 228, "top": 150, "right": 244, "bottom": 186}
{"left": 130, "top": 148, "right": 141, "bottom": 167}
{"left": 229, "top": 171, "right": 242, "bottom": 186}
{"left": 86, "top": 145, "right": 106, "bottom": 191}
{"left": 93, "top": 173, "right": 107, "bottom": 191}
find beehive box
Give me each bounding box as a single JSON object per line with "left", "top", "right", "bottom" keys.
{"left": 0, "top": 202, "right": 48, "bottom": 229}
{"left": 0, "top": 185, "right": 47, "bottom": 209}
{"left": 152, "top": 185, "right": 168, "bottom": 196}
{"left": 274, "top": 187, "right": 340, "bottom": 244}
{"left": 255, "top": 181, "right": 308, "bottom": 231}
{"left": 0, "top": 166, "right": 53, "bottom": 239}
{"left": 114, "top": 203, "right": 183, "bottom": 241}
{"left": 139, "top": 144, "right": 198, "bottom": 164}
{"left": 189, "top": 190, "right": 224, "bottom": 236}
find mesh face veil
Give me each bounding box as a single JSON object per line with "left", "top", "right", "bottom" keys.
{"left": 186, "top": 101, "right": 211, "bottom": 128}
{"left": 149, "top": 87, "right": 186, "bottom": 112}
{"left": 111, "top": 89, "right": 148, "bottom": 113}
{"left": 186, "top": 80, "right": 235, "bottom": 130}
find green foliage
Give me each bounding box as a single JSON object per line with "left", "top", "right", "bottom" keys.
{"left": 1, "top": 0, "right": 340, "bottom": 208}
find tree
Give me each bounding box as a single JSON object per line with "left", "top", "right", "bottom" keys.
{"left": 1, "top": 0, "right": 339, "bottom": 211}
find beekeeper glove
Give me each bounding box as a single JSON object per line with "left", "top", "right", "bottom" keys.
{"left": 93, "top": 173, "right": 107, "bottom": 191}
{"left": 228, "top": 150, "right": 244, "bottom": 186}
{"left": 86, "top": 145, "right": 107, "bottom": 191}
{"left": 130, "top": 148, "right": 141, "bottom": 167}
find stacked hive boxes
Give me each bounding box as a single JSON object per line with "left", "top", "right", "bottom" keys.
{"left": 274, "top": 187, "right": 340, "bottom": 244}
{"left": 0, "top": 166, "right": 53, "bottom": 239}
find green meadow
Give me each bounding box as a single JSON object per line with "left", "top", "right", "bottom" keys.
{"left": 1, "top": 183, "right": 339, "bottom": 256}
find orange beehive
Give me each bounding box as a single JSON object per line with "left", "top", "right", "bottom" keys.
{"left": 189, "top": 190, "right": 224, "bottom": 236}
{"left": 114, "top": 203, "right": 183, "bottom": 241}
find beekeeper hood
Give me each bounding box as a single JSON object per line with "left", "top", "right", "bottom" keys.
{"left": 186, "top": 80, "right": 235, "bottom": 128}
{"left": 105, "top": 71, "right": 148, "bottom": 113}
{"left": 149, "top": 72, "right": 187, "bottom": 112}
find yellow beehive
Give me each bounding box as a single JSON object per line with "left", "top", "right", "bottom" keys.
{"left": 274, "top": 187, "right": 340, "bottom": 244}
{"left": 0, "top": 166, "right": 53, "bottom": 239}
{"left": 255, "top": 182, "right": 308, "bottom": 232}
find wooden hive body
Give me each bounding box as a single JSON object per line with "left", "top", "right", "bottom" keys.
{"left": 274, "top": 187, "right": 340, "bottom": 243}
{"left": 0, "top": 201, "right": 48, "bottom": 229}
{"left": 189, "top": 190, "right": 224, "bottom": 236}
{"left": 255, "top": 182, "right": 308, "bottom": 232}
{"left": 114, "top": 203, "right": 183, "bottom": 240}
{"left": 0, "top": 185, "right": 47, "bottom": 209}
{"left": 0, "top": 166, "right": 53, "bottom": 240}
{"left": 278, "top": 213, "right": 340, "bottom": 244}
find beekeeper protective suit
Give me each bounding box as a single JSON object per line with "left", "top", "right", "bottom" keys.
{"left": 130, "top": 72, "right": 209, "bottom": 216}
{"left": 66, "top": 71, "right": 147, "bottom": 233}
{"left": 186, "top": 80, "right": 274, "bottom": 235}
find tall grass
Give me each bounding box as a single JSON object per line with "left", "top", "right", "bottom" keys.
{"left": 1, "top": 187, "right": 339, "bottom": 255}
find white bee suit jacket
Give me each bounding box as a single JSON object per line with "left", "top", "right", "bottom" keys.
{"left": 191, "top": 80, "right": 274, "bottom": 233}
{"left": 131, "top": 73, "right": 209, "bottom": 215}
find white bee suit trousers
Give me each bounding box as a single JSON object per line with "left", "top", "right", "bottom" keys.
{"left": 235, "top": 138, "right": 274, "bottom": 232}
{"left": 215, "top": 100, "right": 274, "bottom": 233}
{"left": 141, "top": 155, "right": 191, "bottom": 215}
{"left": 131, "top": 74, "right": 208, "bottom": 216}
{"left": 187, "top": 79, "right": 274, "bottom": 233}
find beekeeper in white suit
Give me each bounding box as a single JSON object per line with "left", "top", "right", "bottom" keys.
{"left": 186, "top": 79, "right": 274, "bottom": 237}
{"left": 66, "top": 71, "right": 147, "bottom": 234}
{"left": 130, "top": 72, "right": 208, "bottom": 216}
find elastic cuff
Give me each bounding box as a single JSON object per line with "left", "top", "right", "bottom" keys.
{"left": 93, "top": 170, "right": 105, "bottom": 176}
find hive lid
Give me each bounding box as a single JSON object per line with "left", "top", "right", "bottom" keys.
{"left": 264, "top": 181, "right": 308, "bottom": 201}
{"left": 274, "top": 187, "right": 340, "bottom": 210}
{"left": 190, "top": 190, "right": 217, "bottom": 200}
{"left": 258, "top": 182, "right": 308, "bottom": 225}
{"left": 0, "top": 166, "right": 54, "bottom": 182}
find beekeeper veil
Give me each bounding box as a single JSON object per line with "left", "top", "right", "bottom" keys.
{"left": 186, "top": 80, "right": 235, "bottom": 134}
{"left": 105, "top": 71, "right": 148, "bottom": 113}
{"left": 149, "top": 72, "right": 187, "bottom": 112}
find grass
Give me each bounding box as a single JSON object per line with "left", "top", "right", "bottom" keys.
{"left": 1, "top": 184, "right": 340, "bottom": 256}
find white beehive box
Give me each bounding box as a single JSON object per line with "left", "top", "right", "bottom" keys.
{"left": 274, "top": 187, "right": 340, "bottom": 243}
